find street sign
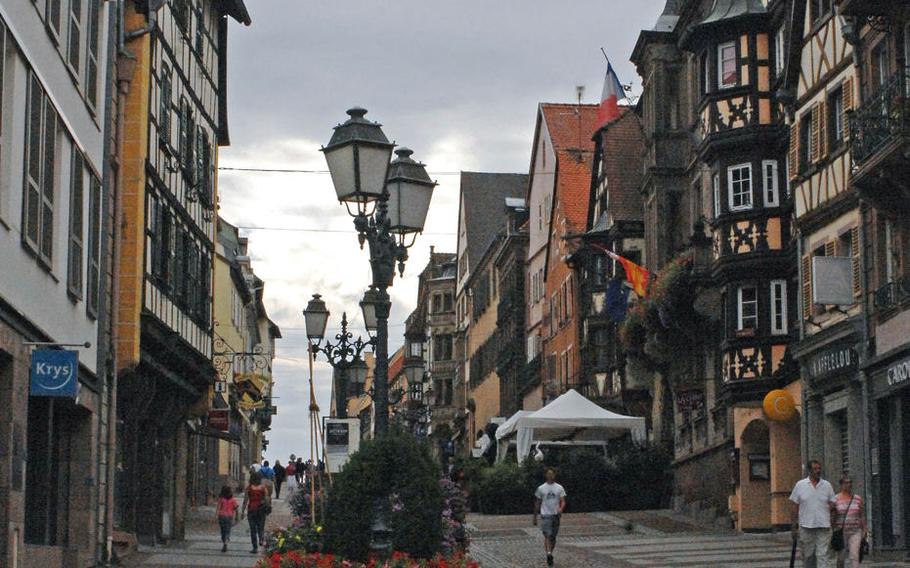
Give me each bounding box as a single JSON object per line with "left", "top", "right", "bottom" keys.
{"left": 30, "top": 349, "right": 79, "bottom": 397}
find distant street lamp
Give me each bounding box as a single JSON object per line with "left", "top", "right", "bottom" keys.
{"left": 302, "top": 301, "right": 371, "bottom": 419}
{"left": 321, "top": 107, "right": 436, "bottom": 435}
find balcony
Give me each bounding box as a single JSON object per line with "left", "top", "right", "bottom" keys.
{"left": 839, "top": 0, "right": 895, "bottom": 17}
{"left": 849, "top": 68, "right": 910, "bottom": 212}
{"left": 874, "top": 277, "right": 910, "bottom": 316}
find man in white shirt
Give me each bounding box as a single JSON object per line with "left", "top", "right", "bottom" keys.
{"left": 533, "top": 468, "right": 566, "bottom": 567}
{"left": 790, "top": 460, "right": 836, "bottom": 568}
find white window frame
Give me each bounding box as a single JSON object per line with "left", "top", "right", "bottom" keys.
{"left": 718, "top": 41, "right": 737, "bottom": 89}
{"left": 762, "top": 160, "right": 779, "bottom": 207}
{"left": 770, "top": 280, "right": 787, "bottom": 335}
{"left": 737, "top": 285, "right": 759, "bottom": 330}
{"left": 727, "top": 163, "right": 753, "bottom": 211}
{"left": 775, "top": 28, "right": 786, "bottom": 77}
{"left": 713, "top": 173, "right": 721, "bottom": 218}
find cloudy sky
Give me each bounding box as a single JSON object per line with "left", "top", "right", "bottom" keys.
{"left": 217, "top": 0, "right": 665, "bottom": 465}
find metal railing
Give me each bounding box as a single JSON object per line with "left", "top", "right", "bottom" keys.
{"left": 850, "top": 68, "right": 910, "bottom": 165}
{"left": 874, "top": 276, "right": 910, "bottom": 311}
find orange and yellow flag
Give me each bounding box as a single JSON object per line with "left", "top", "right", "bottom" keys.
{"left": 593, "top": 244, "right": 651, "bottom": 297}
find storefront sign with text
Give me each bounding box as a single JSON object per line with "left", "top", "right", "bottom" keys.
{"left": 805, "top": 346, "right": 857, "bottom": 381}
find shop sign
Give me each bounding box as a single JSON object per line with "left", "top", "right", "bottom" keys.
{"left": 209, "top": 409, "right": 230, "bottom": 432}
{"left": 326, "top": 421, "right": 350, "bottom": 448}
{"left": 676, "top": 390, "right": 704, "bottom": 413}
{"left": 886, "top": 357, "right": 910, "bottom": 388}
{"left": 805, "top": 346, "right": 857, "bottom": 381}
{"left": 30, "top": 349, "right": 79, "bottom": 397}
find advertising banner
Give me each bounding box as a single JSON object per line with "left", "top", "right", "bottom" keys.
{"left": 30, "top": 349, "right": 79, "bottom": 397}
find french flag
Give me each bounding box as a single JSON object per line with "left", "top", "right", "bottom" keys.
{"left": 597, "top": 60, "right": 626, "bottom": 128}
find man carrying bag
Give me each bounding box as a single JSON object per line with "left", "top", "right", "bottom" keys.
{"left": 790, "top": 460, "right": 835, "bottom": 568}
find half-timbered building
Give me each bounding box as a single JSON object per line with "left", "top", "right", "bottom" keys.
{"left": 839, "top": 0, "right": 910, "bottom": 558}
{"left": 781, "top": 0, "right": 867, "bottom": 523}
{"left": 115, "top": 0, "right": 249, "bottom": 544}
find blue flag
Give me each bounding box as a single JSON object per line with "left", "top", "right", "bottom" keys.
{"left": 606, "top": 279, "right": 630, "bottom": 322}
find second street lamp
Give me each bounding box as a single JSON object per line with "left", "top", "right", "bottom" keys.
{"left": 322, "top": 107, "right": 436, "bottom": 435}
{"left": 302, "top": 303, "right": 372, "bottom": 419}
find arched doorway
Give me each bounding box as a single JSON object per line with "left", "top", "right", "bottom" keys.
{"left": 739, "top": 419, "right": 771, "bottom": 531}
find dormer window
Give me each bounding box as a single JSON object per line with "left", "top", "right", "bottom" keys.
{"left": 718, "top": 41, "right": 737, "bottom": 89}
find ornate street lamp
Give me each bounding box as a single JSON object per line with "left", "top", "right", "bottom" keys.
{"left": 303, "top": 294, "right": 330, "bottom": 341}
{"left": 322, "top": 108, "right": 437, "bottom": 435}
{"left": 302, "top": 305, "right": 372, "bottom": 419}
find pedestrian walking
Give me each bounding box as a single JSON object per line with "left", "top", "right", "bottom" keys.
{"left": 533, "top": 467, "right": 566, "bottom": 567}
{"left": 295, "top": 457, "right": 305, "bottom": 484}
{"left": 285, "top": 460, "right": 297, "bottom": 493}
{"left": 833, "top": 475, "right": 866, "bottom": 568}
{"left": 215, "top": 486, "right": 239, "bottom": 553}
{"left": 241, "top": 471, "right": 270, "bottom": 554}
{"left": 273, "top": 460, "right": 286, "bottom": 499}
{"left": 790, "top": 460, "right": 836, "bottom": 568}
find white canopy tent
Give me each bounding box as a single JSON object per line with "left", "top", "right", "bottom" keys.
{"left": 495, "top": 390, "right": 647, "bottom": 462}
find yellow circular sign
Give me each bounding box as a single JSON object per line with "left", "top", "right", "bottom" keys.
{"left": 763, "top": 389, "right": 796, "bottom": 422}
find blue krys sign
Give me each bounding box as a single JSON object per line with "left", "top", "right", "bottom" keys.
{"left": 30, "top": 349, "right": 79, "bottom": 397}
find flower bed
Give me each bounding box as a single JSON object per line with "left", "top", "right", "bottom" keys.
{"left": 254, "top": 550, "right": 480, "bottom": 568}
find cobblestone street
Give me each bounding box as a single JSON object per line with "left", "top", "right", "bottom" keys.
{"left": 121, "top": 495, "right": 295, "bottom": 568}
{"left": 468, "top": 511, "right": 910, "bottom": 568}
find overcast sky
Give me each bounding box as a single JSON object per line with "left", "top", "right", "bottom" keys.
{"left": 217, "top": 0, "right": 665, "bottom": 466}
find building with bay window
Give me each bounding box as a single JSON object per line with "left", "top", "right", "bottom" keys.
{"left": 114, "top": 0, "right": 249, "bottom": 544}
{"left": 630, "top": 0, "right": 801, "bottom": 531}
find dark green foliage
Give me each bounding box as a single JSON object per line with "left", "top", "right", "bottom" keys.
{"left": 466, "top": 443, "right": 673, "bottom": 514}
{"left": 322, "top": 433, "right": 444, "bottom": 562}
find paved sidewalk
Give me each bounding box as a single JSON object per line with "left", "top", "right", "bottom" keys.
{"left": 122, "top": 492, "right": 296, "bottom": 568}
{"left": 468, "top": 510, "right": 910, "bottom": 568}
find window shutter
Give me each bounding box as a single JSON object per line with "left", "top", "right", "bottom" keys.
{"left": 851, "top": 226, "right": 861, "bottom": 298}
{"left": 824, "top": 240, "right": 836, "bottom": 258}
{"left": 842, "top": 78, "right": 853, "bottom": 140}
{"left": 810, "top": 103, "right": 821, "bottom": 163}
{"left": 802, "top": 254, "right": 813, "bottom": 319}
{"left": 818, "top": 99, "right": 828, "bottom": 159}
{"left": 788, "top": 124, "right": 799, "bottom": 180}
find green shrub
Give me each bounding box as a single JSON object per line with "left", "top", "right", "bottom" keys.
{"left": 463, "top": 443, "right": 672, "bottom": 514}
{"left": 323, "top": 433, "right": 443, "bottom": 561}
{"left": 474, "top": 461, "right": 534, "bottom": 514}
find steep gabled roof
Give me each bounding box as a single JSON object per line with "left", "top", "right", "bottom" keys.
{"left": 539, "top": 104, "right": 599, "bottom": 236}
{"left": 459, "top": 172, "right": 528, "bottom": 277}
{"left": 539, "top": 103, "right": 600, "bottom": 153}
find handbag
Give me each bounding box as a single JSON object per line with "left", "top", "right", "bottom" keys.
{"left": 831, "top": 495, "right": 855, "bottom": 552}
{"left": 859, "top": 536, "right": 870, "bottom": 562}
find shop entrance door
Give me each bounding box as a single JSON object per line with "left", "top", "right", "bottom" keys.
{"left": 877, "top": 393, "right": 910, "bottom": 550}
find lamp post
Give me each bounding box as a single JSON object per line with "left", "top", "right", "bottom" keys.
{"left": 322, "top": 107, "right": 436, "bottom": 435}
{"left": 302, "top": 305, "right": 372, "bottom": 419}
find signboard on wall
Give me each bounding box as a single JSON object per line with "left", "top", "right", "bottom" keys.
{"left": 30, "top": 349, "right": 79, "bottom": 397}
{"left": 209, "top": 409, "right": 230, "bottom": 432}
{"left": 805, "top": 346, "right": 857, "bottom": 382}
